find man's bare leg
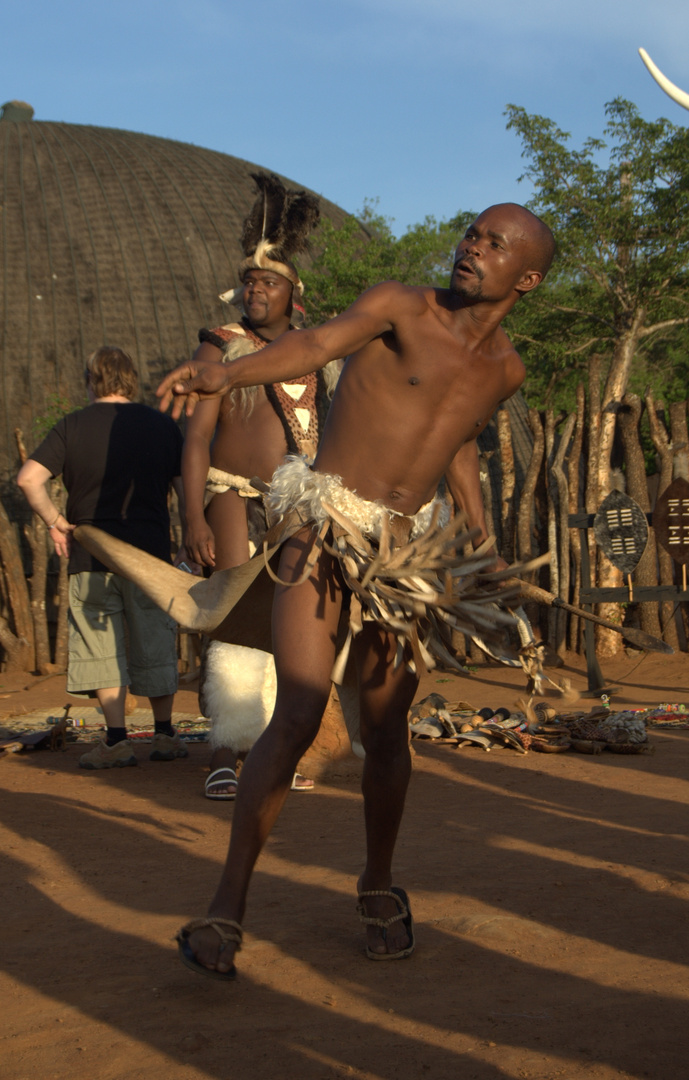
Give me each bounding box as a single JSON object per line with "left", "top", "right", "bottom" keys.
{"left": 184, "top": 532, "right": 343, "bottom": 974}
{"left": 205, "top": 489, "right": 250, "bottom": 570}
{"left": 354, "top": 625, "right": 418, "bottom": 956}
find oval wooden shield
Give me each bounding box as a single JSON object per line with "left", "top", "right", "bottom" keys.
{"left": 652, "top": 477, "right": 689, "bottom": 565}
{"left": 593, "top": 490, "right": 648, "bottom": 574}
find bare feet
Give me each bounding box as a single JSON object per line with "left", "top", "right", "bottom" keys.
{"left": 204, "top": 747, "right": 238, "bottom": 800}
{"left": 356, "top": 877, "right": 415, "bottom": 959}
{"left": 205, "top": 767, "right": 238, "bottom": 800}
{"left": 290, "top": 772, "right": 315, "bottom": 791}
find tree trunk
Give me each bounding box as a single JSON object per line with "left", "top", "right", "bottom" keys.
{"left": 594, "top": 326, "right": 644, "bottom": 657}
{"left": 54, "top": 556, "right": 70, "bottom": 671}
{"left": 23, "top": 519, "right": 53, "bottom": 673}
{"left": 0, "top": 498, "right": 35, "bottom": 671}
{"left": 544, "top": 410, "right": 559, "bottom": 646}
{"left": 670, "top": 401, "right": 689, "bottom": 648}
{"left": 517, "top": 408, "right": 544, "bottom": 565}
{"left": 496, "top": 408, "right": 515, "bottom": 563}
{"left": 618, "top": 394, "right": 662, "bottom": 639}
{"left": 516, "top": 409, "right": 543, "bottom": 632}
{"left": 585, "top": 355, "right": 603, "bottom": 515}
{"left": 0, "top": 615, "right": 31, "bottom": 671}
{"left": 50, "top": 478, "right": 69, "bottom": 671}
{"left": 568, "top": 383, "right": 586, "bottom": 651}
{"left": 646, "top": 391, "right": 680, "bottom": 649}
{"left": 552, "top": 413, "right": 576, "bottom": 655}
{"left": 670, "top": 401, "right": 689, "bottom": 481}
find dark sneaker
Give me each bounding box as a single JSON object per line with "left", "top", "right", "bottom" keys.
{"left": 79, "top": 739, "right": 137, "bottom": 770}
{"left": 149, "top": 730, "right": 189, "bottom": 761}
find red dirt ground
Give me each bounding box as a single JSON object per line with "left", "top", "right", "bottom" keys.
{"left": 1, "top": 649, "right": 688, "bottom": 1080}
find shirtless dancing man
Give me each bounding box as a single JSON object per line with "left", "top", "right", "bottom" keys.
{"left": 159, "top": 203, "right": 555, "bottom": 978}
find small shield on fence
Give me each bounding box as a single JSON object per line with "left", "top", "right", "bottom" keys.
{"left": 652, "top": 477, "right": 689, "bottom": 565}
{"left": 593, "top": 490, "right": 648, "bottom": 574}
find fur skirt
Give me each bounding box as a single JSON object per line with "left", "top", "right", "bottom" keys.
{"left": 266, "top": 455, "right": 449, "bottom": 540}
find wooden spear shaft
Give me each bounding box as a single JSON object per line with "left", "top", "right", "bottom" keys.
{"left": 507, "top": 578, "right": 673, "bottom": 654}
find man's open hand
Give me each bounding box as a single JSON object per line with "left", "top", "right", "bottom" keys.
{"left": 157, "top": 360, "right": 232, "bottom": 419}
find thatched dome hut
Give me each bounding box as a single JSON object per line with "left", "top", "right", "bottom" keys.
{"left": 0, "top": 103, "right": 350, "bottom": 482}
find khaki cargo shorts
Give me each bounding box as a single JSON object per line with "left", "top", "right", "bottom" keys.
{"left": 67, "top": 571, "right": 178, "bottom": 697}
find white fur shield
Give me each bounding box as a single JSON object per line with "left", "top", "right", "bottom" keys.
{"left": 203, "top": 642, "right": 277, "bottom": 753}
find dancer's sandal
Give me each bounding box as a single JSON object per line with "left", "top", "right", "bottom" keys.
{"left": 176, "top": 917, "right": 243, "bottom": 981}
{"left": 356, "top": 886, "right": 415, "bottom": 960}
{"left": 204, "top": 767, "right": 238, "bottom": 800}
{"left": 290, "top": 772, "right": 315, "bottom": 791}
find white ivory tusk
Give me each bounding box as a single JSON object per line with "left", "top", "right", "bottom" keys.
{"left": 639, "top": 48, "right": 689, "bottom": 111}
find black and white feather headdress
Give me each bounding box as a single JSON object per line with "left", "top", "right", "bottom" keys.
{"left": 219, "top": 173, "right": 320, "bottom": 304}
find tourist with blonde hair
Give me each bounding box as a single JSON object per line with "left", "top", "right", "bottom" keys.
{"left": 18, "top": 345, "right": 186, "bottom": 770}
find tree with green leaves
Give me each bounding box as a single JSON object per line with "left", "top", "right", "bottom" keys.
{"left": 503, "top": 98, "right": 689, "bottom": 411}
{"left": 504, "top": 98, "right": 689, "bottom": 653}
{"left": 302, "top": 201, "right": 467, "bottom": 324}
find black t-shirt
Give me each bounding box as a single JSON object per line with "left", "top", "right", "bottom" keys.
{"left": 31, "top": 402, "right": 183, "bottom": 574}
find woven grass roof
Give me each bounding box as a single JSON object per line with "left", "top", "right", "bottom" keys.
{"left": 0, "top": 115, "right": 350, "bottom": 480}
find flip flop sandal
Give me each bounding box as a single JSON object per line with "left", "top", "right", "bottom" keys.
{"left": 176, "top": 917, "right": 242, "bottom": 981}
{"left": 409, "top": 718, "right": 445, "bottom": 739}
{"left": 204, "top": 767, "right": 238, "bottom": 800}
{"left": 478, "top": 726, "right": 528, "bottom": 754}
{"left": 290, "top": 773, "right": 315, "bottom": 791}
{"left": 437, "top": 711, "right": 462, "bottom": 737}
{"left": 531, "top": 736, "right": 571, "bottom": 753}
{"left": 455, "top": 732, "right": 494, "bottom": 751}
{"left": 356, "top": 886, "right": 415, "bottom": 961}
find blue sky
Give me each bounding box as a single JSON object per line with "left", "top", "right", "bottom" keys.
{"left": 2, "top": 0, "right": 689, "bottom": 234}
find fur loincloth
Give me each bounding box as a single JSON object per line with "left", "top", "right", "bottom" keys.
{"left": 264, "top": 456, "right": 527, "bottom": 681}
{"left": 266, "top": 455, "right": 450, "bottom": 541}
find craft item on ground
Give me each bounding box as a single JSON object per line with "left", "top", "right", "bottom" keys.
{"left": 48, "top": 704, "right": 72, "bottom": 751}
{"left": 645, "top": 703, "right": 689, "bottom": 728}
{"left": 407, "top": 695, "right": 659, "bottom": 758}
{"left": 563, "top": 708, "right": 654, "bottom": 754}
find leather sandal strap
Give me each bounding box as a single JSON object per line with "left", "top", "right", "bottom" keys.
{"left": 356, "top": 890, "right": 407, "bottom": 929}
{"left": 177, "top": 917, "right": 243, "bottom": 951}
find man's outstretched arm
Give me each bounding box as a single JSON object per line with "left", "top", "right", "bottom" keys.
{"left": 157, "top": 282, "right": 417, "bottom": 418}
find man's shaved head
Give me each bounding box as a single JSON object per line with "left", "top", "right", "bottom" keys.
{"left": 485, "top": 203, "right": 556, "bottom": 279}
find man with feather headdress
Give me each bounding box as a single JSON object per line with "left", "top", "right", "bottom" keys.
{"left": 181, "top": 173, "right": 336, "bottom": 799}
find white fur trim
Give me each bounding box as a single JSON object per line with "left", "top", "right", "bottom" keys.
{"left": 266, "top": 455, "right": 449, "bottom": 540}
{"left": 204, "top": 642, "right": 277, "bottom": 753}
